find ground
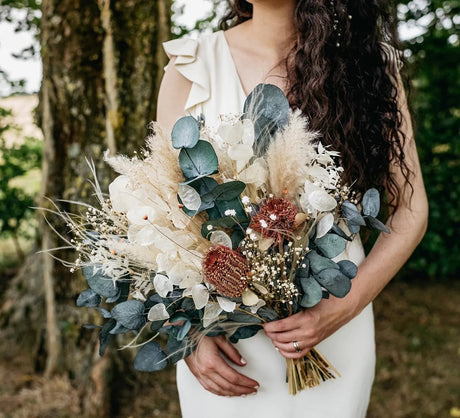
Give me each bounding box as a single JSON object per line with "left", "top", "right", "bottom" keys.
{"left": 0, "top": 279, "right": 459, "bottom": 418}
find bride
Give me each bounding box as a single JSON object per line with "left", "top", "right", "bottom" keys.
{"left": 157, "top": 0, "right": 428, "bottom": 416}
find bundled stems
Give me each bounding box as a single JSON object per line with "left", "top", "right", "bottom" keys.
{"left": 286, "top": 348, "right": 341, "bottom": 395}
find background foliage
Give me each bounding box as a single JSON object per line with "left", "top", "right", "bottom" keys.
{"left": 398, "top": 0, "right": 460, "bottom": 278}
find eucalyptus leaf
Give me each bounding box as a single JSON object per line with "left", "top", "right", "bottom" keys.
{"left": 175, "top": 321, "right": 192, "bottom": 341}
{"left": 171, "top": 116, "right": 200, "bottom": 149}
{"left": 341, "top": 201, "right": 366, "bottom": 233}
{"left": 109, "top": 322, "right": 130, "bottom": 334}
{"left": 331, "top": 223, "right": 352, "bottom": 241}
{"left": 315, "top": 269, "right": 351, "bottom": 298}
{"left": 178, "top": 141, "right": 218, "bottom": 180}
{"left": 337, "top": 260, "right": 358, "bottom": 279}
{"left": 189, "top": 176, "right": 218, "bottom": 196}
{"left": 99, "top": 319, "right": 116, "bottom": 356}
{"left": 227, "top": 309, "right": 262, "bottom": 324}
{"left": 150, "top": 320, "right": 167, "bottom": 332}
{"left": 315, "top": 233, "right": 347, "bottom": 258}
{"left": 306, "top": 250, "right": 340, "bottom": 274}
{"left": 213, "top": 198, "right": 247, "bottom": 219}
{"left": 82, "top": 265, "right": 119, "bottom": 298}
{"left": 299, "top": 276, "right": 323, "bottom": 308}
{"left": 167, "top": 336, "right": 195, "bottom": 364}
{"left": 243, "top": 84, "right": 290, "bottom": 156}
{"left": 105, "top": 288, "right": 122, "bottom": 304}
{"left": 111, "top": 300, "right": 146, "bottom": 330}
{"left": 229, "top": 325, "right": 262, "bottom": 343}
{"left": 257, "top": 306, "right": 279, "bottom": 322}
{"left": 96, "top": 307, "right": 112, "bottom": 319}
{"left": 231, "top": 229, "right": 246, "bottom": 249}
{"left": 365, "top": 216, "right": 390, "bottom": 233}
{"left": 201, "top": 216, "right": 246, "bottom": 238}
{"left": 362, "top": 188, "right": 381, "bottom": 217}
{"left": 134, "top": 342, "right": 168, "bottom": 372}
{"left": 76, "top": 288, "right": 101, "bottom": 308}
{"left": 202, "top": 181, "right": 246, "bottom": 203}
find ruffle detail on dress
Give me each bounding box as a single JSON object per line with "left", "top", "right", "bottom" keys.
{"left": 163, "top": 37, "right": 210, "bottom": 111}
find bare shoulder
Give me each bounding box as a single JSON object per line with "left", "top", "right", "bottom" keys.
{"left": 156, "top": 56, "right": 192, "bottom": 134}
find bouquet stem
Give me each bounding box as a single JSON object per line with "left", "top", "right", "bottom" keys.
{"left": 286, "top": 348, "right": 340, "bottom": 395}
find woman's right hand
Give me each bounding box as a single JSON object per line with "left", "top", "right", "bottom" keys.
{"left": 184, "top": 335, "right": 259, "bottom": 397}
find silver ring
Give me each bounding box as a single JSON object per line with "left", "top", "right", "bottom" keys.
{"left": 293, "top": 341, "right": 301, "bottom": 353}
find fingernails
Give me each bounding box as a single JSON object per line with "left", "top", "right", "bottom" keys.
{"left": 254, "top": 384, "right": 259, "bottom": 389}
{"left": 241, "top": 394, "right": 246, "bottom": 398}
{"left": 240, "top": 357, "right": 247, "bottom": 365}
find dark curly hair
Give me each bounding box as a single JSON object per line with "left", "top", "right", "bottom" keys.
{"left": 220, "top": 0, "right": 413, "bottom": 212}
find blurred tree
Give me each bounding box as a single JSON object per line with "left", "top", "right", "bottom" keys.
{"left": 1, "top": 0, "right": 172, "bottom": 415}
{"left": 398, "top": 0, "right": 460, "bottom": 278}
{"left": 0, "top": 116, "right": 42, "bottom": 261}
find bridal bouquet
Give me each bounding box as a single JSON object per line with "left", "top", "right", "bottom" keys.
{"left": 58, "top": 84, "right": 388, "bottom": 395}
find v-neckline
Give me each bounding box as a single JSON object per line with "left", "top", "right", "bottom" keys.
{"left": 219, "top": 30, "right": 249, "bottom": 100}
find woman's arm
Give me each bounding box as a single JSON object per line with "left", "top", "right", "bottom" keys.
{"left": 264, "top": 76, "right": 429, "bottom": 358}
{"left": 156, "top": 61, "right": 259, "bottom": 396}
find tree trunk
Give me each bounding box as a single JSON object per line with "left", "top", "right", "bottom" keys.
{"left": 1, "top": 0, "right": 171, "bottom": 416}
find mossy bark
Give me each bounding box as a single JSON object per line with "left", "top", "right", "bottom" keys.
{"left": 1, "top": 1, "right": 172, "bottom": 416}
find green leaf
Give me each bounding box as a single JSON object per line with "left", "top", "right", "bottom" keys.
{"left": 341, "top": 201, "right": 366, "bottom": 234}
{"left": 365, "top": 216, "right": 390, "bottom": 234}
{"left": 201, "top": 216, "right": 246, "bottom": 238}
{"left": 315, "top": 269, "right": 351, "bottom": 298}
{"left": 134, "top": 342, "right": 168, "bottom": 372}
{"left": 111, "top": 300, "right": 146, "bottom": 330}
{"left": 315, "top": 233, "right": 347, "bottom": 258}
{"left": 243, "top": 84, "right": 290, "bottom": 156}
{"left": 109, "top": 322, "right": 130, "bottom": 334}
{"left": 171, "top": 116, "right": 200, "bottom": 149}
{"left": 99, "top": 319, "right": 116, "bottom": 356}
{"left": 189, "top": 176, "right": 218, "bottom": 196}
{"left": 166, "top": 336, "right": 195, "bottom": 364}
{"left": 362, "top": 188, "right": 380, "bottom": 217}
{"left": 331, "top": 223, "right": 352, "bottom": 241}
{"left": 306, "top": 250, "right": 340, "bottom": 274}
{"left": 257, "top": 306, "right": 279, "bottom": 322}
{"left": 178, "top": 140, "right": 218, "bottom": 180}
{"left": 337, "top": 260, "right": 358, "bottom": 279}
{"left": 231, "top": 229, "right": 246, "bottom": 249}
{"left": 227, "top": 309, "right": 262, "bottom": 324}
{"left": 299, "top": 276, "right": 323, "bottom": 308}
{"left": 229, "top": 325, "right": 262, "bottom": 343}
{"left": 76, "top": 288, "right": 101, "bottom": 308}
{"left": 202, "top": 181, "right": 246, "bottom": 203}
{"left": 82, "top": 265, "right": 119, "bottom": 298}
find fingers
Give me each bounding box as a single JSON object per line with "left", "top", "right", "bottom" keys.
{"left": 274, "top": 341, "right": 311, "bottom": 359}
{"left": 263, "top": 313, "right": 303, "bottom": 333}
{"left": 216, "top": 336, "right": 246, "bottom": 366}
{"left": 185, "top": 336, "right": 259, "bottom": 397}
{"left": 264, "top": 329, "right": 299, "bottom": 344}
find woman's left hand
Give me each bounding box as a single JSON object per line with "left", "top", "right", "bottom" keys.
{"left": 263, "top": 294, "right": 360, "bottom": 359}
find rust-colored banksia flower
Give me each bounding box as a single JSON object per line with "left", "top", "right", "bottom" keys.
{"left": 202, "top": 245, "right": 249, "bottom": 298}
{"left": 250, "top": 197, "right": 298, "bottom": 242}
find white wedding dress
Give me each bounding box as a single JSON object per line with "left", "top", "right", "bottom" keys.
{"left": 163, "top": 30, "right": 375, "bottom": 418}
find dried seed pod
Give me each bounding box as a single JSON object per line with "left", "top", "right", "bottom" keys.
{"left": 203, "top": 245, "right": 249, "bottom": 298}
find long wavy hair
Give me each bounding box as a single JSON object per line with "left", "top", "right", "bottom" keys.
{"left": 220, "top": 0, "right": 413, "bottom": 212}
